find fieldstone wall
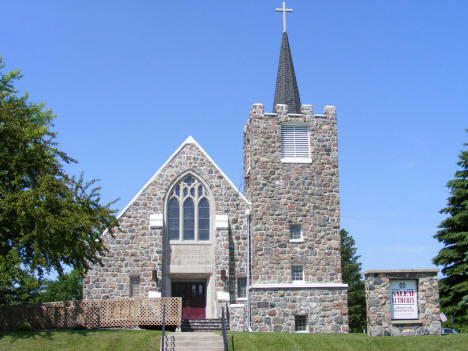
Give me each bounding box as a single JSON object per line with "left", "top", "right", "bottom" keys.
{"left": 364, "top": 269, "right": 441, "bottom": 336}
{"left": 250, "top": 287, "right": 348, "bottom": 333}
{"left": 243, "top": 103, "right": 342, "bottom": 284}
{"left": 229, "top": 303, "right": 248, "bottom": 331}
{"left": 83, "top": 140, "right": 250, "bottom": 306}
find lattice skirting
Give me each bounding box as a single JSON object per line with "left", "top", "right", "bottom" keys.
{"left": 0, "top": 298, "right": 182, "bottom": 331}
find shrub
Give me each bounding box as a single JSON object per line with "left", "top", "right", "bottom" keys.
{"left": 15, "top": 321, "right": 33, "bottom": 332}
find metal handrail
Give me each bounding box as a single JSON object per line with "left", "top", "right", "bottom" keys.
{"left": 221, "top": 306, "right": 228, "bottom": 351}
{"left": 225, "top": 302, "right": 230, "bottom": 325}
{"left": 161, "top": 303, "right": 166, "bottom": 351}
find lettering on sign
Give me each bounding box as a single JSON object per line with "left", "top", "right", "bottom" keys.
{"left": 390, "top": 280, "right": 418, "bottom": 320}
{"left": 170, "top": 245, "right": 212, "bottom": 266}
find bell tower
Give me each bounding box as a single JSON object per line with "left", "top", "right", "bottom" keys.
{"left": 243, "top": 2, "right": 349, "bottom": 333}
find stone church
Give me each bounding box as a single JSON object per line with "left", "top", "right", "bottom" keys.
{"left": 83, "top": 8, "right": 349, "bottom": 333}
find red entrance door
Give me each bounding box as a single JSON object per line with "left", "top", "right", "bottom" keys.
{"left": 172, "top": 282, "right": 206, "bottom": 319}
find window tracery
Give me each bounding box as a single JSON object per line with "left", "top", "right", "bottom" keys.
{"left": 167, "top": 175, "right": 210, "bottom": 241}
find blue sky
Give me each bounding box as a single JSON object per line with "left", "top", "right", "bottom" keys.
{"left": 1, "top": 1, "right": 467, "bottom": 274}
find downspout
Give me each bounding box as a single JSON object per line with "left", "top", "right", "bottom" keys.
{"left": 246, "top": 208, "right": 252, "bottom": 332}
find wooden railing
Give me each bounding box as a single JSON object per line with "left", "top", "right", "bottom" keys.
{"left": 0, "top": 297, "right": 182, "bottom": 331}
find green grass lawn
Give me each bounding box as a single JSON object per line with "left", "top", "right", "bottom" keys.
{"left": 228, "top": 331, "right": 467, "bottom": 351}
{"left": 0, "top": 329, "right": 161, "bottom": 351}
{"left": 0, "top": 330, "right": 466, "bottom": 351}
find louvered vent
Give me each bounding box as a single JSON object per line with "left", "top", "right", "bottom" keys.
{"left": 281, "top": 124, "right": 310, "bottom": 161}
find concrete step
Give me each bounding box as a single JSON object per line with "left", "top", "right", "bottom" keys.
{"left": 162, "top": 332, "right": 224, "bottom": 351}
{"left": 182, "top": 319, "right": 223, "bottom": 322}
{"left": 182, "top": 325, "right": 226, "bottom": 329}
{"left": 163, "top": 348, "right": 224, "bottom": 351}
{"left": 181, "top": 318, "right": 229, "bottom": 331}
{"left": 166, "top": 335, "right": 221, "bottom": 342}
{"left": 165, "top": 343, "right": 224, "bottom": 349}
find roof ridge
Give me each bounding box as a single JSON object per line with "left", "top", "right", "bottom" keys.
{"left": 115, "top": 136, "right": 250, "bottom": 220}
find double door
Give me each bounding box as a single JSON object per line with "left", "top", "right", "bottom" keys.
{"left": 172, "top": 281, "right": 206, "bottom": 319}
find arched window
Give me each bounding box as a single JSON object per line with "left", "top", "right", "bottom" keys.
{"left": 168, "top": 198, "right": 179, "bottom": 240}
{"left": 198, "top": 198, "right": 209, "bottom": 241}
{"left": 167, "top": 175, "right": 211, "bottom": 241}
{"left": 183, "top": 198, "right": 194, "bottom": 240}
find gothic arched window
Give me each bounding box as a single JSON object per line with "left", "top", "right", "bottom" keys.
{"left": 198, "top": 198, "right": 209, "bottom": 241}
{"left": 168, "top": 198, "right": 179, "bottom": 240}
{"left": 183, "top": 198, "right": 194, "bottom": 240}
{"left": 167, "top": 175, "right": 210, "bottom": 241}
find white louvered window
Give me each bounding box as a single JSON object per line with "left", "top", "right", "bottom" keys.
{"left": 281, "top": 124, "right": 311, "bottom": 162}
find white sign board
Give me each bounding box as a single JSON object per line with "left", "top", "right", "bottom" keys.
{"left": 148, "top": 291, "right": 161, "bottom": 298}
{"left": 390, "top": 280, "right": 418, "bottom": 320}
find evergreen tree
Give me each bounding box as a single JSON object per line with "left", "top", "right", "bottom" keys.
{"left": 340, "top": 229, "right": 366, "bottom": 333}
{"left": 0, "top": 58, "right": 119, "bottom": 304}
{"left": 36, "top": 269, "right": 83, "bottom": 303}
{"left": 433, "top": 136, "right": 468, "bottom": 332}
{"left": 0, "top": 263, "right": 43, "bottom": 305}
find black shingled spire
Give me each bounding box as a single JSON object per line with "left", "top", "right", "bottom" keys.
{"left": 273, "top": 31, "right": 301, "bottom": 114}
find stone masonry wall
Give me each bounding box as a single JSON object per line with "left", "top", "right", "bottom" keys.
{"left": 83, "top": 141, "right": 250, "bottom": 303}
{"left": 229, "top": 304, "right": 249, "bottom": 331}
{"left": 244, "top": 103, "right": 342, "bottom": 284}
{"left": 365, "top": 270, "right": 441, "bottom": 336}
{"left": 250, "top": 288, "right": 348, "bottom": 333}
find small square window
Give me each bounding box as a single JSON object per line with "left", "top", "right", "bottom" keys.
{"left": 290, "top": 224, "right": 302, "bottom": 241}
{"left": 295, "top": 315, "right": 307, "bottom": 332}
{"left": 130, "top": 276, "right": 140, "bottom": 297}
{"left": 291, "top": 265, "right": 304, "bottom": 282}
{"left": 237, "top": 277, "right": 247, "bottom": 299}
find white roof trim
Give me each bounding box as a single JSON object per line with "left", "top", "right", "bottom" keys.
{"left": 250, "top": 283, "right": 348, "bottom": 289}
{"left": 116, "top": 136, "right": 250, "bottom": 220}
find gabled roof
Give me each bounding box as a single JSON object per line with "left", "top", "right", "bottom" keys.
{"left": 116, "top": 136, "right": 250, "bottom": 219}
{"left": 273, "top": 31, "right": 301, "bottom": 114}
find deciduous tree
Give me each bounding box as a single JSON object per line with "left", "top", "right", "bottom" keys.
{"left": 0, "top": 58, "right": 118, "bottom": 304}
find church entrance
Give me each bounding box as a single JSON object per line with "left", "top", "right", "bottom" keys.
{"left": 172, "top": 281, "right": 206, "bottom": 319}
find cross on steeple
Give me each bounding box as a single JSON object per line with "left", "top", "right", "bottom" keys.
{"left": 273, "top": 1, "right": 301, "bottom": 113}
{"left": 275, "top": 1, "right": 293, "bottom": 32}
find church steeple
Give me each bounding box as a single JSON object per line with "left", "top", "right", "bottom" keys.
{"left": 273, "top": 2, "right": 301, "bottom": 114}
